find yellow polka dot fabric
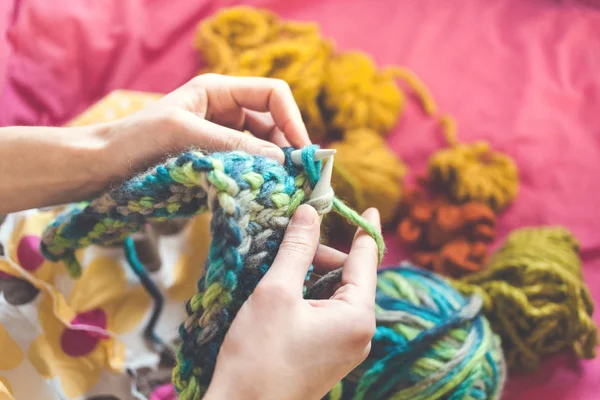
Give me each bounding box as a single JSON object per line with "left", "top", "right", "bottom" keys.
{"left": 0, "top": 90, "right": 212, "bottom": 400}
{"left": 67, "top": 90, "right": 163, "bottom": 126}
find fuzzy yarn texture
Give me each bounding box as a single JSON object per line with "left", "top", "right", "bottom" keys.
{"left": 326, "top": 128, "right": 406, "bottom": 240}
{"left": 38, "top": 146, "right": 385, "bottom": 397}
{"left": 427, "top": 140, "right": 519, "bottom": 212}
{"left": 454, "top": 226, "right": 598, "bottom": 370}
{"left": 193, "top": 6, "right": 437, "bottom": 230}
{"left": 396, "top": 188, "right": 496, "bottom": 278}
{"left": 318, "top": 264, "right": 506, "bottom": 400}
{"left": 194, "top": 6, "right": 332, "bottom": 140}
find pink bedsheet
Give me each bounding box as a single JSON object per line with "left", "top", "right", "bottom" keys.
{"left": 1, "top": 0, "right": 600, "bottom": 398}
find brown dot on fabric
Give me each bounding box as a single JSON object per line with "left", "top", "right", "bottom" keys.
{"left": 0, "top": 276, "right": 39, "bottom": 305}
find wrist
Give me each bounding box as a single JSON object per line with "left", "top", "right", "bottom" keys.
{"left": 64, "top": 122, "right": 117, "bottom": 197}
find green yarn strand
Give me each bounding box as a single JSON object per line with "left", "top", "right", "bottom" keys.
{"left": 333, "top": 197, "right": 385, "bottom": 263}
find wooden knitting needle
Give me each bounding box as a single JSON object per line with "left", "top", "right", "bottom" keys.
{"left": 289, "top": 148, "right": 336, "bottom": 167}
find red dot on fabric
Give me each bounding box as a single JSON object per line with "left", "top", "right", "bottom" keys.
{"left": 17, "top": 235, "right": 45, "bottom": 272}
{"left": 150, "top": 384, "right": 176, "bottom": 400}
{"left": 60, "top": 308, "right": 109, "bottom": 357}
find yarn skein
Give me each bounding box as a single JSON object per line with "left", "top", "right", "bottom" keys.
{"left": 396, "top": 188, "right": 496, "bottom": 277}
{"left": 454, "top": 226, "right": 598, "bottom": 370}
{"left": 427, "top": 140, "right": 519, "bottom": 212}
{"left": 316, "top": 264, "right": 506, "bottom": 400}
{"left": 195, "top": 6, "right": 441, "bottom": 143}
{"left": 325, "top": 128, "right": 406, "bottom": 235}
{"left": 195, "top": 6, "right": 332, "bottom": 140}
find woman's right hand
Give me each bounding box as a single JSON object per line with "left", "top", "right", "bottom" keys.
{"left": 206, "top": 204, "right": 381, "bottom": 400}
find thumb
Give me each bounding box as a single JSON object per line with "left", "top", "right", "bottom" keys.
{"left": 260, "top": 204, "right": 320, "bottom": 296}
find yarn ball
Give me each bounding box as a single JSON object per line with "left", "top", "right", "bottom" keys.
{"left": 322, "top": 264, "right": 505, "bottom": 400}
{"left": 194, "top": 6, "right": 441, "bottom": 143}
{"left": 427, "top": 141, "right": 519, "bottom": 211}
{"left": 193, "top": 6, "right": 279, "bottom": 72}
{"left": 194, "top": 6, "right": 332, "bottom": 140}
{"left": 321, "top": 52, "right": 404, "bottom": 137}
{"left": 454, "top": 226, "right": 598, "bottom": 370}
{"left": 324, "top": 128, "right": 406, "bottom": 240}
{"left": 396, "top": 188, "right": 496, "bottom": 277}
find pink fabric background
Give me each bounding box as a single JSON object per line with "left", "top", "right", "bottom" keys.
{"left": 1, "top": 0, "right": 600, "bottom": 398}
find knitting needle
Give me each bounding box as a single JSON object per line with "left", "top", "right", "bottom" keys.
{"left": 310, "top": 153, "right": 335, "bottom": 213}
{"left": 289, "top": 148, "right": 336, "bottom": 166}
{"left": 304, "top": 154, "right": 335, "bottom": 285}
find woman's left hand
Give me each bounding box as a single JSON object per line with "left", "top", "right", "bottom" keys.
{"left": 102, "top": 74, "right": 311, "bottom": 181}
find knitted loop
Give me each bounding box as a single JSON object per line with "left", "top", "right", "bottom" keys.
{"left": 39, "top": 146, "right": 386, "bottom": 398}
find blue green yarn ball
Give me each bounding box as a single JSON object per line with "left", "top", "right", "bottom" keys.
{"left": 327, "top": 263, "right": 506, "bottom": 400}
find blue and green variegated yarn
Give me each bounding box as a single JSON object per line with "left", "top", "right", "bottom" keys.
{"left": 39, "top": 145, "right": 384, "bottom": 398}
{"left": 324, "top": 263, "right": 505, "bottom": 400}
{"left": 40, "top": 145, "right": 504, "bottom": 400}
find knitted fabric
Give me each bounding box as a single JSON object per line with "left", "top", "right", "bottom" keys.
{"left": 322, "top": 264, "right": 505, "bottom": 400}
{"left": 39, "top": 146, "right": 385, "bottom": 398}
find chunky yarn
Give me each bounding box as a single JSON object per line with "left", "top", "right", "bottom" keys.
{"left": 396, "top": 188, "right": 496, "bottom": 277}
{"left": 322, "top": 52, "right": 402, "bottom": 137}
{"left": 324, "top": 128, "right": 406, "bottom": 240}
{"left": 427, "top": 140, "right": 518, "bottom": 212}
{"left": 195, "top": 6, "right": 332, "bottom": 140}
{"left": 195, "top": 6, "right": 440, "bottom": 143}
{"left": 454, "top": 226, "right": 598, "bottom": 370}
{"left": 39, "top": 146, "right": 385, "bottom": 398}
{"left": 322, "top": 53, "right": 440, "bottom": 138}
{"left": 320, "top": 264, "right": 505, "bottom": 400}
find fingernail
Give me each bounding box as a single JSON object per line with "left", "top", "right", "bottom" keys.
{"left": 292, "top": 205, "right": 316, "bottom": 227}
{"left": 261, "top": 147, "right": 284, "bottom": 162}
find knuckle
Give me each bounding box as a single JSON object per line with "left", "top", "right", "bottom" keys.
{"left": 353, "top": 241, "right": 378, "bottom": 261}
{"left": 349, "top": 311, "right": 376, "bottom": 346}
{"left": 189, "top": 73, "right": 218, "bottom": 88}
{"left": 253, "top": 282, "right": 293, "bottom": 304}
{"left": 271, "top": 78, "right": 292, "bottom": 93}
{"left": 222, "top": 134, "right": 246, "bottom": 151}
{"left": 279, "top": 234, "right": 313, "bottom": 255}
{"left": 158, "top": 107, "right": 186, "bottom": 129}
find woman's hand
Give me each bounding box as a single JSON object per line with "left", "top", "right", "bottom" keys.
{"left": 205, "top": 205, "right": 381, "bottom": 400}
{"left": 0, "top": 74, "right": 310, "bottom": 214}
{"left": 102, "top": 73, "right": 311, "bottom": 182}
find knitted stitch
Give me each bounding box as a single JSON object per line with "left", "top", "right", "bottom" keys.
{"left": 39, "top": 145, "right": 385, "bottom": 398}
{"left": 320, "top": 264, "right": 505, "bottom": 400}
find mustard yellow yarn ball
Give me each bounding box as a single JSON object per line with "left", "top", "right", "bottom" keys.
{"left": 322, "top": 52, "right": 404, "bottom": 137}
{"left": 326, "top": 129, "right": 406, "bottom": 239}
{"left": 428, "top": 141, "right": 519, "bottom": 211}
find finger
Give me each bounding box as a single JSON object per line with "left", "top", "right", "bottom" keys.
{"left": 176, "top": 111, "right": 285, "bottom": 162}
{"left": 243, "top": 110, "right": 292, "bottom": 148}
{"left": 313, "top": 245, "right": 348, "bottom": 274}
{"left": 260, "top": 204, "right": 320, "bottom": 295}
{"left": 220, "top": 76, "right": 311, "bottom": 147}
{"left": 341, "top": 208, "right": 381, "bottom": 305}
